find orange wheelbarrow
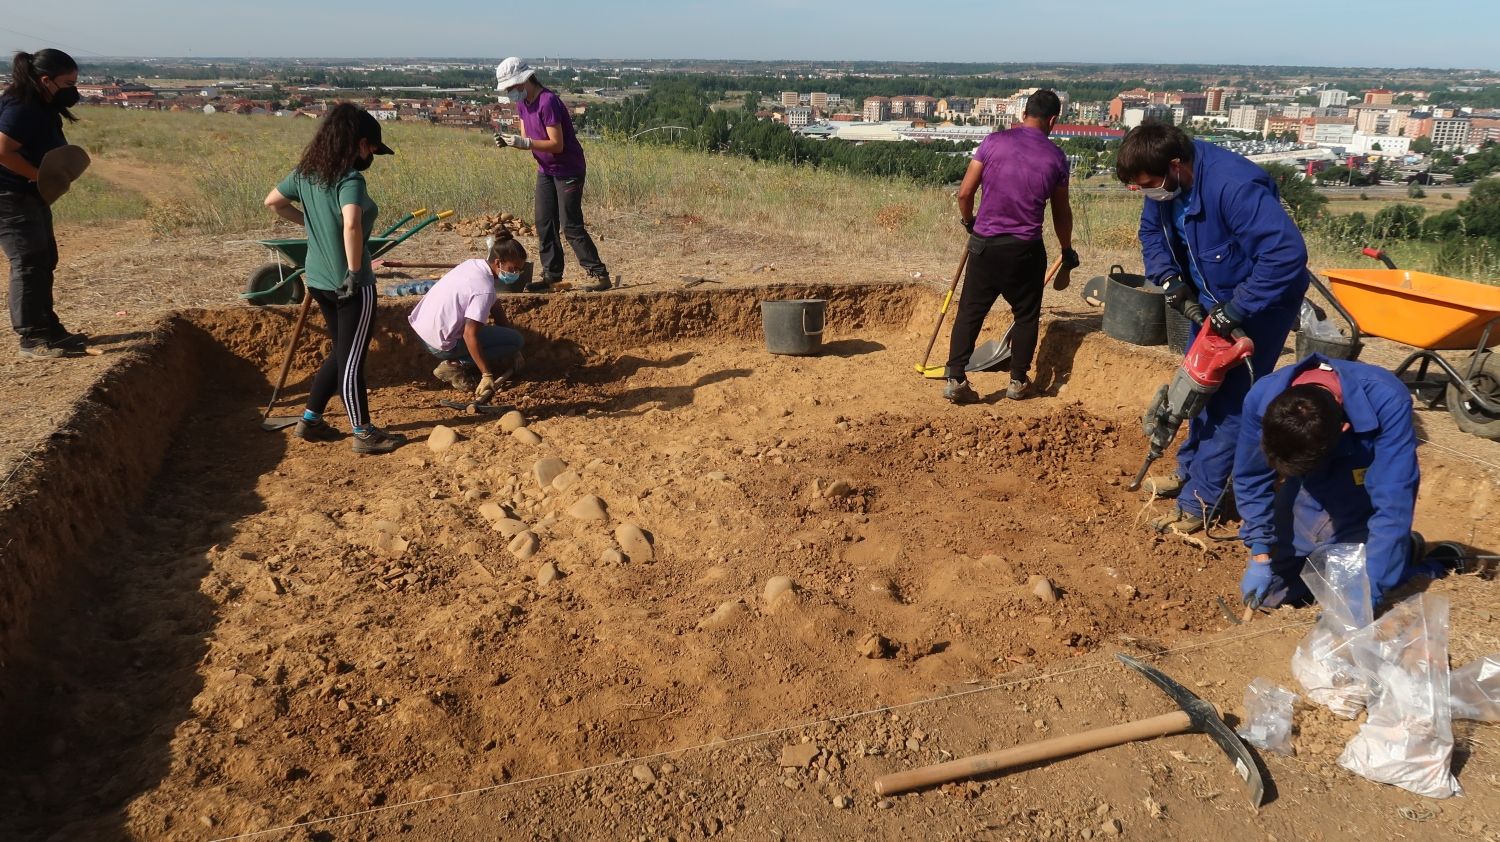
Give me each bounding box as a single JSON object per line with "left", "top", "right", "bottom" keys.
{"left": 1307, "top": 247, "right": 1500, "bottom": 440}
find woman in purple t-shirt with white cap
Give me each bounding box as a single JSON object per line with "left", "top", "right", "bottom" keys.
{"left": 493, "top": 57, "right": 611, "bottom": 292}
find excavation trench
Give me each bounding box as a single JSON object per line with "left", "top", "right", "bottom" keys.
{"left": 0, "top": 281, "right": 1493, "bottom": 840}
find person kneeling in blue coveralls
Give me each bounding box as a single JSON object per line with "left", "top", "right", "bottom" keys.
{"left": 1233, "top": 354, "right": 1451, "bottom": 609}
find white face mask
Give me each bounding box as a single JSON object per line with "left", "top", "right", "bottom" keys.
{"left": 505, "top": 88, "right": 526, "bottom": 104}
{"left": 1140, "top": 161, "right": 1184, "bottom": 202}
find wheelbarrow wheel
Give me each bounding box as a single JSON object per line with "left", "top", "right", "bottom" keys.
{"left": 1447, "top": 351, "right": 1500, "bottom": 440}
{"left": 245, "top": 263, "right": 305, "bottom": 307}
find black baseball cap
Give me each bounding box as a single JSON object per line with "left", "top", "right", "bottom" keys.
{"left": 355, "top": 109, "right": 395, "bottom": 155}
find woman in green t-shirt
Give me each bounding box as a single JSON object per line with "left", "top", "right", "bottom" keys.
{"left": 264, "top": 104, "right": 404, "bottom": 454}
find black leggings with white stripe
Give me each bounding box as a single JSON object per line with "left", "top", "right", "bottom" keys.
{"left": 306, "top": 284, "right": 375, "bottom": 429}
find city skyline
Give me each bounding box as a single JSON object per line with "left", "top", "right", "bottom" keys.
{"left": 2, "top": 1, "right": 1498, "bottom": 72}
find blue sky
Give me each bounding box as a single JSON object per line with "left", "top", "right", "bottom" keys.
{"left": 3, "top": 1, "right": 1496, "bottom": 70}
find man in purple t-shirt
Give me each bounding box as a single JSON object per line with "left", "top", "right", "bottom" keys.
{"left": 493, "top": 57, "right": 611, "bottom": 292}
{"left": 944, "top": 89, "right": 1079, "bottom": 404}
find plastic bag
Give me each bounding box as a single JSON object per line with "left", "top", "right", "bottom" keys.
{"left": 1236, "top": 678, "right": 1297, "bottom": 755}
{"left": 1338, "top": 593, "right": 1462, "bottom": 798}
{"left": 1290, "top": 544, "right": 1373, "bottom": 718}
{"left": 1451, "top": 654, "right": 1500, "bottom": 722}
{"left": 1299, "top": 300, "right": 1345, "bottom": 341}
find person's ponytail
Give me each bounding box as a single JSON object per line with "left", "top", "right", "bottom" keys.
{"left": 5, "top": 49, "right": 80, "bottom": 122}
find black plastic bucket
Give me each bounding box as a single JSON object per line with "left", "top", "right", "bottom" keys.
{"left": 1164, "top": 303, "right": 1193, "bottom": 355}
{"left": 760, "top": 299, "right": 826, "bottom": 355}
{"left": 1295, "top": 331, "right": 1361, "bottom": 361}
{"left": 1101, "top": 266, "right": 1166, "bottom": 346}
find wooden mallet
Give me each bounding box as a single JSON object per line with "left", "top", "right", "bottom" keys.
{"left": 874, "top": 654, "right": 1265, "bottom": 807}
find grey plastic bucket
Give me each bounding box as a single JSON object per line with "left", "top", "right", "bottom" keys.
{"left": 760, "top": 298, "right": 826, "bottom": 355}
{"left": 1101, "top": 266, "right": 1167, "bottom": 346}
{"left": 1164, "top": 302, "right": 1193, "bottom": 355}
{"left": 1295, "top": 331, "right": 1361, "bottom": 361}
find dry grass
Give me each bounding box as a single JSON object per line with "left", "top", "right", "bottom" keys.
{"left": 58, "top": 107, "right": 1495, "bottom": 281}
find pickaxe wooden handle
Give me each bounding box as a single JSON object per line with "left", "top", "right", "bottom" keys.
{"left": 875, "top": 709, "right": 1192, "bottom": 796}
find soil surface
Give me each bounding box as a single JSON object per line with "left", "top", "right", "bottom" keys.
{"left": 0, "top": 204, "right": 1498, "bottom": 842}
{"left": 1, "top": 308, "right": 1497, "bottom": 841}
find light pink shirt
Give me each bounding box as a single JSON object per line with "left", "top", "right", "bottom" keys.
{"left": 408, "top": 259, "right": 497, "bottom": 351}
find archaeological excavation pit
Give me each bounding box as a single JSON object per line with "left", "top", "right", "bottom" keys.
{"left": 2, "top": 281, "right": 1495, "bottom": 841}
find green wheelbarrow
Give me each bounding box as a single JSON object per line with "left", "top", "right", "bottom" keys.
{"left": 242, "top": 208, "right": 455, "bottom": 305}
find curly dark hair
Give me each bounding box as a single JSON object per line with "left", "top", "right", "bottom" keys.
{"left": 6, "top": 49, "right": 79, "bottom": 123}
{"left": 296, "top": 102, "right": 366, "bottom": 187}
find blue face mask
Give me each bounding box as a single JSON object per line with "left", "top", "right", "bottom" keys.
{"left": 497, "top": 270, "right": 522, "bottom": 284}
{"left": 505, "top": 89, "right": 526, "bottom": 104}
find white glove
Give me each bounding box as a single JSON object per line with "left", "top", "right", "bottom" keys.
{"left": 496, "top": 133, "right": 532, "bottom": 150}
{"left": 475, "top": 373, "right": 497, "bottom": 403}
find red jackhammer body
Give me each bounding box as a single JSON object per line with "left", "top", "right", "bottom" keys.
{"left": 1127, "top": 317, "right": 1255, "bottom": 492}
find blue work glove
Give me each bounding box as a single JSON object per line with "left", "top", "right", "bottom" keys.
{"left": 1240, "top": 557, "right": 1274, "bottom": 608}
{"left": 1208, "top": 300, "right": 1244, "bottom": 335}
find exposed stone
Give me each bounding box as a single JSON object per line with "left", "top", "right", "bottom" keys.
{"left": 533, "top": 457, "right": 567, "bottom": 490}
{"left": 779, "top": 743, "right": 819, "bottom": 768}
{"left": 551, "top": 470, "right": 581, "bottom": 493}
{"left": 492, "top": 518, "right": 528, "bottom": 537}
{"left": 598, "top": 548, "right": 626, "bottom": 565}
{"left": 568, "top": 495, "right": 608, "bottom": 521}
{"left": 824, "top": 479, "right": 854, "bottom": 498}
{"left": 631, "top": 763, "right": 656, "bottom": 784}
{"left": 427, "top": 425, "right": 459, "bottom": 453}
{"left": 477, "top": 502, "right": 507, "bottom": 525}
{"left": 698, "top": 600, "right": 745, "bottom": 631}
{"left": 832, "top": 795, "right": 852, "bottom": 809}
{"left": 858, "top": 633, "right": 895, "bottom": 659}
{"left": 614, "top": 523, "right": 653, "bottom": 561}
{"left": 508, "top": 531, "right": 538, "bottom": 561}
{"left": 511, "top": 428, "right": 542, "bottom": 445}
{"left": 762, "top": 576, "right": 797, "bottom": 607}
{"left": 499, "top": 410, "right": 526, "bottom": 432}
{"left": 536, "top": 562, "right": 560, "bottom": 585}
{"left": 1029, "top": 576, "right": 1058, "bottom": 603}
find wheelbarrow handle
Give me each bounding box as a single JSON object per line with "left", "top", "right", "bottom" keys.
{"left": 1361, "top": 247, "right": 1398, "bottom": 270}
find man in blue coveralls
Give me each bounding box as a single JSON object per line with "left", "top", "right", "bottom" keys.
{"left": 1234, "top": 355, "right": 1448, "bottom": 609}
{"left": 1117, "top": 122, "right": 1310, "bottom": 533}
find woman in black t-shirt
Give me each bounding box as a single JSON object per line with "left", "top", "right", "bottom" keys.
{"left": 0, "top": 49, "right": 83, "bottom": 358}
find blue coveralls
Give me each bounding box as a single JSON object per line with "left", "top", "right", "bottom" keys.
{"left": 1138, "top": 140, "right": 1310, "bottom": 519}
{"left": 1234, "top": 355, "right": 1442, "bottom": 607}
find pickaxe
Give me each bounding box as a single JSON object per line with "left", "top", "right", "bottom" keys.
{"left": 874, "top": 653, "right": 1266, "bottom": 807}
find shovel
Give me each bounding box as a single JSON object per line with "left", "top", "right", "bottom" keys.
{"left": 260, "top": 293, "right": 314, "bottom": 431}
{"left": 965, "top": 324, "right": 1014, "bottom": 374}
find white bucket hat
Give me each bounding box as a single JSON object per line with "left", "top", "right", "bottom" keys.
{"left": 494, "top": 57, "right": 536, "bottom": 91}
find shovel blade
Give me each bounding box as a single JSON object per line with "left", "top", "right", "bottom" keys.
{"left": 261, "top": 415, "right": 301, "bottom": 431}
{"left": 965, "top": 326, "right": 1015, "bottom": 373}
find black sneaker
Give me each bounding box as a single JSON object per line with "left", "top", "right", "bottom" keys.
{"left": 294, "top": 417, "right": 345, "bottom": 442}
{"left": 46, "top": 327, "right": 88, "bottom": 352}
{"left": 352, "top": 426, "right": 407, "bottom": 454}
{"left": 579, "top": 272, "right": 611, "bottom": 292}
{"left": 943, "top": 378, "right": 979, "bottom": 404}
{"left": 19, "top": 338, "right": 66, "bottom": 359}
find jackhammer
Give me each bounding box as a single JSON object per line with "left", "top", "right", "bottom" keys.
{"left": 1127, "top": 298, "right": 1255, "bottom": 492}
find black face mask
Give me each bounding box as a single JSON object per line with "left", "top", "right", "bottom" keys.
{"left": 353, "top": 154, "right": 374, "bottom": 172}
{"left": 51, "top": 86, "right": 81, "bottom": 109}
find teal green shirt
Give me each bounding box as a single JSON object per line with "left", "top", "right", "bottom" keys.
{"left": 275, "top": 169, "right": 379, "bottom": 291}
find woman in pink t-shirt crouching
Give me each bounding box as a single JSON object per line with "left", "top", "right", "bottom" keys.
{"left": 407, "top": 231, "right": 526, "bottom": 404}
